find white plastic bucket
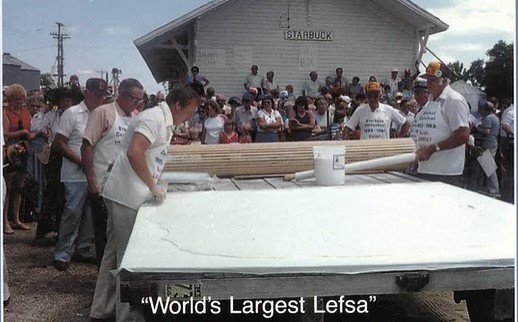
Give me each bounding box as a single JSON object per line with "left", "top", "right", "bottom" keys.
{"left": 313, "top": 146, "right": 346, "bottom": 186}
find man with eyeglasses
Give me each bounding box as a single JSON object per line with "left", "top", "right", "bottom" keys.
{"left": 344, "top": 82, "right": 409, "bottom": 140}
{"left": 85, "top": 78, "right": 143, "bottom": 320}
{"left": 52, "top": 78, "right": 107, "bottom": 272}
{"left": 82, "top": 79, "right": 143, "bottom": 265}
{"left": 414, "top": 61, "right": 470, "bottom": 186}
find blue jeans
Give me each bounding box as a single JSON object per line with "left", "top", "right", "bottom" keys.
{"left": 53, "top": 181, "right": 93, "bottom": 262}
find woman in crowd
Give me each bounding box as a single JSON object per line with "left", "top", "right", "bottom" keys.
{"left": 288, "top": 96, "right": 315, "bottom": 141}
{"left": 3, "top": 84, "right": 34, "bottom": 233}
{"left": 34, "top": 87, "right": 75, "bottom": 245}
{"left": 202, "top": 100, "right": 226, "bottom": 144}
{"left": 189, "top": 103, "right": 208, "bottom": 143}
{"left": 255, "top": 95, "right": 282, "bottom": 143}
{"left": 262, "top": 71, "right": 279, "bottom": 95}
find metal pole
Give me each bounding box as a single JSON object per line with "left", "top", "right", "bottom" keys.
{"left": 425, "top": 46, "right": 462, "bottom": 79}
{"left": 51, "top": 22, "right": 69, "bottom": 87}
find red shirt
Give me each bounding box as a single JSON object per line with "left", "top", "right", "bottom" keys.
{"left": 219, "top": 131, "right": 238, "bottom": 144}
{"left": 4, "top": 107, "right": 32, "bottom": 145}
{"left": 4, "top": 107, "right": 31, "bottom": 132}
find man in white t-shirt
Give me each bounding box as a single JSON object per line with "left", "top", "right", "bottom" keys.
{"left": 344, "top": 82, "right": 409, "bottom": 140}
{"left": 385, "top": 68, "right": 401, "bottom": 97}
{"left": 52, "top": 78, "right": 108, "bottom": 271}
{"left": 244, "top": 65, "right": 265, "bottom": 94}
{"left": 414, "top": 61, "right": 470, "bottom": 186}
{"left": 303, "top": 71, "right": 323, "bottom": 98}
{"left": 96, "top": 87, "right": 200, "bottom": 321}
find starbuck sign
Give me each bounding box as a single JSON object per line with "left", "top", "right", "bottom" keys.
{"left": 284, "top": 30, "right": 334, "bottom": 41}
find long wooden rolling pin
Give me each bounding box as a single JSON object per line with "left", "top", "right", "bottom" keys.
{"left": 283, "top": 152, "right": 416, "bottom": 181}
{"left": 166, "top": 138, "right": 416, "bottom": 178}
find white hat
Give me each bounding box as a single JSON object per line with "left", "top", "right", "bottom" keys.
{"left": 340, "top": 95, "right": 351, "bottom": 104}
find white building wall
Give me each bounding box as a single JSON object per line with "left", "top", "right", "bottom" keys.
{"left": 193, "top": 0, "right": 418, "bottom": 98}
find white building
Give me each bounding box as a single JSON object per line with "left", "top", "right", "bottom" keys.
{"left": 134, "top": 0, "right": 448, "bottom": 98}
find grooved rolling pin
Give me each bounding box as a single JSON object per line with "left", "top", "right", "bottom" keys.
{"left": 283, "top": 152, "right": 416, "bottom": 181}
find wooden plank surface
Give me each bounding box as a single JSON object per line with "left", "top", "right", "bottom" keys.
{"left": 367, "top": 172, "right": 418, "bottom": 184}
{"left": 230, "top": 178, "right": 274, "bottom": 190}
{"left": 212, "top": 173, "right": 417, "bottom": 191}
{"left": 264, "top": 177, "right": 300, "bottom": 189}
{"left": 212, "top": 178, "right": 239, "bottom": 191}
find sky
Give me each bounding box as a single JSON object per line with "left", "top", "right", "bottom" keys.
{"left": 2, "top": 0, "right": 515, "bottom": 94}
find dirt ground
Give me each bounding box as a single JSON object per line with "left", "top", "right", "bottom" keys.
{"left": 3, "top": 222, "right": 472, "bottom": 322}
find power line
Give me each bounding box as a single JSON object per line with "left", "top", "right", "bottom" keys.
{"left": 9, "top": 45, "right": 55, "bottom": 52}
{"left": 50, "top": 22, "right": 70, "bottom": 87}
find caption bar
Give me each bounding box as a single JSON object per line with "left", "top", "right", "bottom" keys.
{"left": 141, "top": 296, "right": 377, "bottom": 318}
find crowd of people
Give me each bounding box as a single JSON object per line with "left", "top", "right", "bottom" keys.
{"left": 1, "top": 60, "right": 514, "bottom": 321}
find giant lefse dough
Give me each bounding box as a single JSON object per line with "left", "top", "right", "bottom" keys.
{"left": 121, "top": 182, "right": 515, "bottom": 274}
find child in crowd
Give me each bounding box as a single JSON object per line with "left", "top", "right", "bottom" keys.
{"left": 238, "top": 123, "right": 252, "bottom": 144}
{"left": 219, "top": 119, "right": 239, "bottom": 144}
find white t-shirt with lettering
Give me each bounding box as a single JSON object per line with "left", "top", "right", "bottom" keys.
{"left": 346, "top": 103, "right": 406, "bottom": 139}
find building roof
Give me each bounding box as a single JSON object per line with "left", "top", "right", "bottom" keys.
{"left": 134, "top": 0, "right": 448, "bottom": 47}
{"left": 3, "top": 53, "right": 40, "bottom": 72}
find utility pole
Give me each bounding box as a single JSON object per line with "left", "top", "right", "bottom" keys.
{"left": 110, "top": 68, "right": 122, "bottom": 96}
{"left": 96, "top": 69, "right": 109, "bottom": 84}
{"left": 51, "top": 22, "right": 70, "bottom": 87}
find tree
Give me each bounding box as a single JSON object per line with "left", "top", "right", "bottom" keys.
{"left": 447, "top": 61, "right": 468, "bottom": 82}
{"left": 483, "top": 40, "right": 513, "bottom": 99}
{"left": 466, "top": 59, "right": 485, "bottom": 88}
{"left": 40, "top": 73, "right": 55, "bottom": 87}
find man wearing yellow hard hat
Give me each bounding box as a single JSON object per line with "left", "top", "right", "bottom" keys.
{"left": 414, "top": 61, "right": 470, "bottom": 185}
{"left": 344, "top": 81, "right": 409, "bottom": 140}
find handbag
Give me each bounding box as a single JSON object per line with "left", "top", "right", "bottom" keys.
{"left": 38, "top": 136, "right": 52, "bottom": 165}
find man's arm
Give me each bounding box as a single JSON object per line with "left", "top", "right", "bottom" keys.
{"left": 202, "top": 76, "right": 210, "bottom": 87}
{"left": 398, "top": 120, "right": 410, "bottom": 137}
{"left": 54, "top": 133, "right": 82, "bottom": 167}
{"left": 81, "top": 139, "right": 98, "bottom": 195}
{"left": 343, "top": 108, "right": 360, "bottom": 139}
{"left": 476, "top": 125, "right": 490, "bottom": 135}
{"left": 243, "top": 75, "right": 249, "bottom": 90}
{"left": 343, "top": 127, "right": 354, "bottom": 140}
{"left": 502, "top": 124, "right": 514, "bottom": 136}
{"left": 416, "top": 127, "right": 470, "bottom": 161}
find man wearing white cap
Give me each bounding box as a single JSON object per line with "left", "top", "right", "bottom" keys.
{"left": 414, "top": 61, "right": 470, "bottom": 186}
{"left": 386, "top": 68, "right": 401, "bottom": 97}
